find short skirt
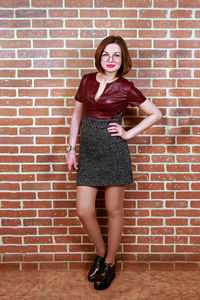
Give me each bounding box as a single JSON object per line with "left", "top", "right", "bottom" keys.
{"left": 76, "top": 115, "right": 134, "bottom": 186}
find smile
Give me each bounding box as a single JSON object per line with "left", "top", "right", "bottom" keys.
{"left": 106, "top": 64, "right": 116, "bottom": 68}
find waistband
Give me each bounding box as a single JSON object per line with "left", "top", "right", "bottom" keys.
{"left": 82, "top": 115, "right": 122, "bottom": 124}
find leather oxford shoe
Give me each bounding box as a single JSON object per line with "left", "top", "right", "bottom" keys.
{"left": 94, "top": 261, "right": 116, "bottom": 290}
{"left": 88, "top": 254, "right": 106, "bottom": 282}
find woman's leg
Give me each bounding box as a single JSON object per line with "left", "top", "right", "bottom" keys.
{"left": 76, "top": 186, "right": 106, "bottom": 257}
{"left": 104, "top": 185, "right": 125, "bottom": 265}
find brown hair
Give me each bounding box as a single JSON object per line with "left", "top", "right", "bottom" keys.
{"left": 95, "top": 36, "right": 132, "bottom": 76}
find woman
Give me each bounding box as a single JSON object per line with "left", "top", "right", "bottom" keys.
{"left": 66, "top": 36, "right": 162, "bottom": 290}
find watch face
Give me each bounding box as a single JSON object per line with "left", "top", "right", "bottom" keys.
{"left": 66, "top": 145, "right": 71, "bottom": 152}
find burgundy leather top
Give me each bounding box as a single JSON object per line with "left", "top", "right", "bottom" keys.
{"left": 75, "top": 72, "right": 146, "bottom": 119}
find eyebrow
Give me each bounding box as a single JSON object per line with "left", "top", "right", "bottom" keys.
{"left": 102, "top": 51, "right": 121, "bottom": 54}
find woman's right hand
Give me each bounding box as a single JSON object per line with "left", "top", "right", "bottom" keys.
{"left": 66, "top": 151, "right": 78, "bottom": 174}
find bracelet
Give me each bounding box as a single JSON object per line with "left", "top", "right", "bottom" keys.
{"left": 66, "top": 145, "right": 75, "bottom": 152}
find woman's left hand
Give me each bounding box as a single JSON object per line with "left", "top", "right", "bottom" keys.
{"left": 107, "top": 123, "right": 129, "bottom": 140}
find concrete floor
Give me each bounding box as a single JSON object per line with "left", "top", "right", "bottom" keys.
{"left": 0, "top": 270, "right": 200, "bottom": 300}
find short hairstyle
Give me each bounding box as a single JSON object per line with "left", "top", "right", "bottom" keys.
{"left": 95, "top": 36, "right": 132, "bottom": 76}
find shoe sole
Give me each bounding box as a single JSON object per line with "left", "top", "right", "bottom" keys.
{"left": 94, "top": 272, "right": 115, "bottom": 290}
{"left": 88, "top": 276, "right": 96, "bottom": 282}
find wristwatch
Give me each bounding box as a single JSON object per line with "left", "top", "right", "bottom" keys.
{"left": 66, "top": 145, "right": 75, "bottom": 152}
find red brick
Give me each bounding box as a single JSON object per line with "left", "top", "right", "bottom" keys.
{"left": 0, "top": 0, "right": 29, "bottom": 7}
{"left": 170, "top": 30, "right": 192, "bottom": 38}
{"left": 0, "top": 89, "right": 15, "bottom": 97}
{"left": 154, "top": 20, "right": 176, "bottom": 28}
{"left": 0, "top": 192, "right": 36, "bottom": 200}
{"left": 95, "top": 0, "right": 122, "bottom": 7}
{"left": 155, "top": 0, "right": 177, "bottom": 7}
{"left": 179, "top": 20, "right": 200, "bottom": 28}
{"left": 154, "top": 40, "right": 177, "bottom": 48}
{"left": 170, "top": 50, "right": 192, "bottom": 58}
{"left": 32, "top": 0, "right": 62, "bottom": 7}
{"left": 17, "top": 29, "right": 47, "bottom": 38}
{"left": 2, "top": 237, "right": 22, "bottom": 244}
{"left": 34, "top": 79, "right": 64, "bottom": 87}
{"left": 22, "top": 182, "right": 51, "bottom": 191}
{"left": 179, "top": 0, "right": 200, "bottom": 7}
{"left": 167, "top": 182, "right": 189, "bottom": 190}
{"left": 166, "top": 163, "right": 190, "bottom": 172}
{"left": 125, "top": 0, "right": 151, "bottom": 7}
{"left": 153, "top": 79, "right": 176, "bottom": 87}
{"left": 0, "top": 263, "right": 20, "bottom": 271}
{"left": 1, "top": 201, "right": 21, "bottom": 208}
{"left": 81, "top": 9, "right": 107, "bottom": 17}
{"left": 50, "top": 50, "right": 78, "bottom": 58}
{"left": 19, "top": 89, "right": 48, "bottom": 97}
{"left": 165, "top": 218, "right": 188, "bottom": 226}
{"left": 21, "top": 164, "right": 50, "bottom": 172}
{"left": 18, "top": 49, "right": 48, "bottom": 58}
{"left": 0, "top": 60, "right": 31, "bottom": 68}
{"left": 139, "top": 30, "right": 167, "bottom": 38}
{"left": 153, "top": 60, "right": 176, "bottom": 69}
{"left": 49, "top": 30, "right": 78, "bottom": 38}
{"left": 0, "top": 29, "right": 14, "bottom": 38}
{"left": 174, "top": 263, "right": 199, "bottom": 271}
{"left": 124, "top": 20, "right": 151, "bottom": 28}
{"left": 33, "top": 39, "right": 64, "bottom": 48}
{"left": 169, "top": 89, "right": 191, "bottom": 97}
{"left": 0, "top": 10, "right": 13, "bottom": 17}
{"left": 179, "top": 40, "right": 200, "bottom": 48}
{"left": 55, "top": 254, "right": 81, "bottom": 261}
{"left": 0, "top": 70, "right": 15, "bottom": 77}
{"left": 0, "top": 108, "right": 16, "bottom": 116}
{"left": 1, "top": 219, "right": 21, "bottom": 226}
{"left": 66, "top": 59, "right": 93, "bottom": 69}
{"left": 0, "top": 20, "right": 30, "bottom": 28}
{"left": 170, "top": 9, "right": 192, "bottom": 18}
{"left": 32, "top": 19, "right": 63, "bottom": 28}
{"left": 65, "top": 0, "right": 92, "bottom": 6}
{"left": 0, "top": 246, "right": 37, "bottom": 253}
{"left": 0, "top": 146, "right": 18, "bottom": 153}
{"left": 123, "top": 263, "right": 149, "bottom": 271}
{"left": 18, "top": 69, "right": 48, "bottom": 77}
{"left": 95, "top": 19, "right": 122, "bottom": 28}
{"left": 151, "top": 228, "right": 174, "bottom": 235}
{"left": 49, "top": 9, "right": 78, "bottom": 17}
{"left": 3, "top": 254, "right": 23, "bottom": 262}
{"left": 127, "top": 39, "right": 152, "bottom": 49}
{"left": 150, "top": 263, "right": 173, "bottom": 271}
{"left": 16, "top": 9, "right": 46, "bottom": 18}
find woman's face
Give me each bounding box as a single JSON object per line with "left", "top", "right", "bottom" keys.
{"left": 100, "top": 43, "right": 122, "bottom": 75}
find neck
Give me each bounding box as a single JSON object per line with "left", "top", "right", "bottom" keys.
{"left": 101, "top": 72, "right": 118, "bottom": 83}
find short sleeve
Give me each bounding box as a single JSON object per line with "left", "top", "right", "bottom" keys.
{"left": 75, "top": 74, "right": 87, "bottom": 103}
{"left": 127, "top": 82, "right": 146, "bottom": 107}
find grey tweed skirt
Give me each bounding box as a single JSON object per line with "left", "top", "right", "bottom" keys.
{"left": 76, "top": 115, "right": 134, "bottom": 186}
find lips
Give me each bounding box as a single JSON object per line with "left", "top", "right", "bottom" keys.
{"left": 106, "top": 64, "right": 115, "bottom": 68}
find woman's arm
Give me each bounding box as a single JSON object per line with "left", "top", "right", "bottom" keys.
{"left": 107, "top": 99, "right": 162, "bottom": 140}
{"left": 66, "top": 101, "right": 83, "bottom": 173}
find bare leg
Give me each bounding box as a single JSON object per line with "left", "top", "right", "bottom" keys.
{"left": 76, "top": 186, "right": 106, "bottom": 257}
{"left": 104, "top": 185, "right": 125, "bottom": 265}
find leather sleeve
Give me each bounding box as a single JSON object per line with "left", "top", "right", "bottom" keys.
{"left": 126, "top": 82, "right": 146, "bottom": 107}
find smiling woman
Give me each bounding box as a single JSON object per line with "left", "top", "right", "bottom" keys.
{"left": 66, "top": 36, "right": 162, "bottom": 291}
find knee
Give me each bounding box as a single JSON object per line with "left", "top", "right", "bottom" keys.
{"left": 107, "top": 206, "right": 124, "bottom": 218}
{"left": 76, "top": 206, "right": 95, "bottom": 220}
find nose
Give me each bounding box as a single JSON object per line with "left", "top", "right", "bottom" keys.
{"left": 108, "top": 55, "right": 114, "bottom": 62}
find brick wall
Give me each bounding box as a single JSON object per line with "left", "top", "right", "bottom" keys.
{"left": 0, "top": 0, "right": 200, "bottom": 271}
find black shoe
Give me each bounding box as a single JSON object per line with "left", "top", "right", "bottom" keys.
{"left": 94, "top": 261, "right": 116, "bottom": 290}
{"left": 88, "top": 254, "right": 106, "bottom": 282}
